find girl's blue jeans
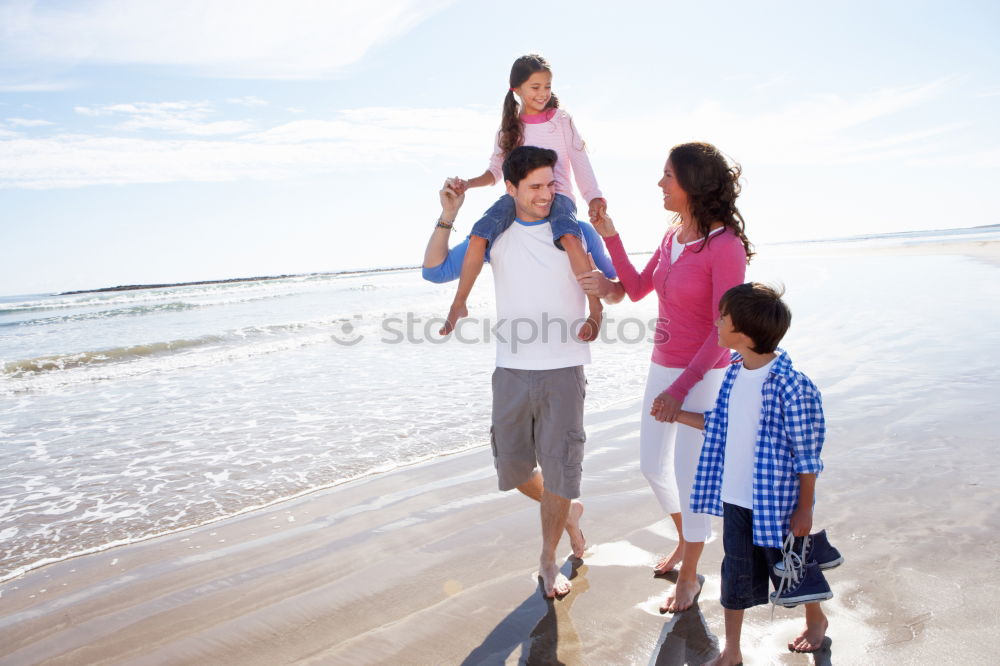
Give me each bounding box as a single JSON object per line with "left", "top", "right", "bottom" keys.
{"left": 469, "top": 193, "right": 582, "bottom": 250}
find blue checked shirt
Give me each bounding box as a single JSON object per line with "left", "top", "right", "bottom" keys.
{"left": 690, "top": 349, "right": 825, "bottom": 548}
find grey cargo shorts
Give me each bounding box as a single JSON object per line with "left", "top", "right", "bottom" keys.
{"left": 490, "top": 365, "right": 587, "bottom": 499}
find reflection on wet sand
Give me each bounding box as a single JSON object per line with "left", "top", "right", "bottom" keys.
{"left": 461, "top": 558, "right": 587, "bottom": 665}
{"left": 650, "top": 574, "right": 718, "bottom": 665}
{"left": 649, "top": 574, "right": 837, "bottom": 665}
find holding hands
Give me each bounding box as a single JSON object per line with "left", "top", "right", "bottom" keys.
{"left": 587, "top": 197, "right": 607, "bottom": 224}
{"left": 593, "top": 209, "right": 618, "bottom": 238}
{"left": 576, "top": 267, "right": 616, "bottom": 300}
{"left": 651, "top": 391, "right": 682, "bottom": 423}
{"left": 449, "top": 177, "right": 470, "bottom": 196}
{"left": 439, "top": 177, "right": 466, "bottom": 220}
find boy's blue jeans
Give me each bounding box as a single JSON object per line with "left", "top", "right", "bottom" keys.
{"left": 469, "top": 193, "right": 582, "bottom": 250}
{"left": 720, "top": 502, "right": 783, "bottom": 610}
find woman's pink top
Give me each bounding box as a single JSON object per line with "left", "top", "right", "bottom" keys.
{"left": 605, "top": 227, "right": 747, "bottom": 401}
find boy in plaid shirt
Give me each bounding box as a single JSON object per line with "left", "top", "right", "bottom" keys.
{"left": 666, "top": 283, "right": 832, "bottom": 662}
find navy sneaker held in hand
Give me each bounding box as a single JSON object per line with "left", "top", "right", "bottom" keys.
{"left": 769, "top": 560, "right": 833, "bottom": 608}
{"left": 773, "top": 529, "right": 844, "bottom": 578}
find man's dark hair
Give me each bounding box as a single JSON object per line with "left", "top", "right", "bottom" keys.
{"left": 718, "top": 282, "right": 791, "bottom": 354}
{"left": 502, "top": 145, "right": 557, "bottom": 186}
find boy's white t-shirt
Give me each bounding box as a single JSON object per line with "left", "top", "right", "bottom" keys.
{"left": 489, "top": 219, "right": 591, "bottom": 370}
{"left": 721, "top": 357, "right": 777, "bottom": 509}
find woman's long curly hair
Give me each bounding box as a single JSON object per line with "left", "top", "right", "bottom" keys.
{"left": 669, "top": 142, "right": 754, "bottom": 263}
{"left": 498, "top": 54, "right": 560, "bottom": 154}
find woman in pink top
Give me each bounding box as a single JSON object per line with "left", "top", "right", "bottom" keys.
{"left": 587, "top": 142, "right": 753, "bottom": 613}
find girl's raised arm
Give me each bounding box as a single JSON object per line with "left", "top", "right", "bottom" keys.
{"left": 560, "top": 111, "right": 603, "bottom": 206}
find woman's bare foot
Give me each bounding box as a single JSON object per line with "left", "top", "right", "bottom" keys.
{"left": 565, "top": 500, "right": 585, "bottom": 559}
{"left": 653, "top": 543, "right": 683, "bottom": 576}
{"left": 659, "top": 577, "right": 701, "bottom": 613}
{"left": 704, "top": 646, "right": 743, "bottom": 665}
{"left": 788, "top": 614, "right": 828, "bottom": 653}
{"left": 539, "top": 558, "right": 571, "bottom": 599}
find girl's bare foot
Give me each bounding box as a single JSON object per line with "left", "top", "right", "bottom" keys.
{"left": 578, "top": 312, "right": 602, "bottom": 341}
{"left": 439, "top": 301, "right": 468, "bottom": 336}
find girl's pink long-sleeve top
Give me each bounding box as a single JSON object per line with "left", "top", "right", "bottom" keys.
{"left": 605, "top": 227, "right": 748, "bottom": 402}
{"left": 486, "top": 108, "right": 603, "bottom": 205}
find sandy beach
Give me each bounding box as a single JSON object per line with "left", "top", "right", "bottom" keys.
{"left": 3, "top": 237, "right": 999, "bottom": 665}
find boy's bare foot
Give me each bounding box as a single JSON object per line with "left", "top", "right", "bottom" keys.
{"left": 577, "top": 312, "right": 602, "bottom": 342}
{"left": 565, "top": 500, "right": 585, "bottom": 558}
{"left": 439, "top": 301, "right": 468, "bottom": 336}
{"left": 704, "top": 646, "right": 743, "bottom": 665}
{"left": 653, "top": 544, "right": 683, "bottom": 576}
{"left": 539, "top": 559, "right": 571, "bottom": 599}
{"left": 659, "top": 577, "right": 701, "bottom": 613}
{"left": 788, "top": 615, "right": 828, "bottom": 653}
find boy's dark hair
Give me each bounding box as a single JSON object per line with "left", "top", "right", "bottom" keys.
{"left": 502, "top": 145, "right": 557, "bottom": 186}
{"left": 719, "top": 282, "right": 791, "bottom": 354}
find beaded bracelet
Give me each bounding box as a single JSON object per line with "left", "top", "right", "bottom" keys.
{"left": 436, "top": 217, "right": 455, "bottom": 231}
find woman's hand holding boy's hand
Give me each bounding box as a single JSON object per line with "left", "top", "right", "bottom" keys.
{"left": 588, "top": 197, "right": 607, "bottom": 224}
{"left": 592, "top": 209, "right": 618, "bottom": 238}
{"left": 789, "top": 504, "right": 813, "bottom": 537}
{"left": 651, "top": 391, "right": 682, "bottom": 422}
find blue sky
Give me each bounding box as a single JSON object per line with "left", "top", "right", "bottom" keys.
{"left": 1, "top": 0, "right": 997, "bottom": 295}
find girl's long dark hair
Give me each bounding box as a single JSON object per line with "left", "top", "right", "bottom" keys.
{"left": 498, "top": 54, "right": 559, "bottom": 154}
{"left": 669, "top": 142, "right": 754, "bottom": 263}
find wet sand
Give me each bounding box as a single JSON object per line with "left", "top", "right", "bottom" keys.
{"left": 3, "top": 239, "right": 999, "bottom": 665}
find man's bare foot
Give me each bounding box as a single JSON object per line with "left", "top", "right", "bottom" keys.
{"left": 659, "top": 577, "right": 701, "bottom": 613}
{"left": 539, "top": 559, "right": 571, "bottom": 599}
{"left": 439, "top": 301, "right": 468, "bottom": 336}
{"left": 788, "top": 615, "right": 828, "bottom": 653}
{"left": 653, "top": 544, "right": 683, "bottom": 576}
{"left": 703, "top": 646, "right": 743, "bottom": 665}
{"left": 565, "top": 500, "right": 586, "bottom": 559}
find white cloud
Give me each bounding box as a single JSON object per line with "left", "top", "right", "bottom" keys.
{"left": 0, "top": 0, "right": 456, "bottom": 79}
{"left": 909, "top": 146, "right": 1000, "bottom": 168}
{"left": 0, "top": 106, "right": 496, "bottom": 189}
{"left": 583, "top": 79, "right": 959, "bottom": 167}
{"left": 228, "top": 96, "right": 268, "bottom": 107}
{"left": 75, "top": 101, "right": 254, "bottom": 135}
{"left": 0, "top": 81, "right": 972, "bottom": 191}
{"left": 0, "top": 80, "right": 81, "bottom": 92}
{"left": 752, "top": 75, "right": 789, "bottom": 91}
{"left": 5, "top": 117, "right": 54, "bottom": 128}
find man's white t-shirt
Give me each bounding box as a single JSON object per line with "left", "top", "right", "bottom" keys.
{"left": 721, "top": 357, "right": 777, "bottom": 509}
{"left": 489, "top": 218, "right": 591, "bottom": 370}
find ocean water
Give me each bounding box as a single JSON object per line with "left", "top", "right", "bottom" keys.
{"left": 0, "top": 266, "right": 664, "bottom": 583}
{"left": 2, "top": 226, "right": 999, "bottom": 583}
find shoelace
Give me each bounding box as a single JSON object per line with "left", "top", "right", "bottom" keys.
{"left": 771, "top": 532, "right": 811, "bottom": 618}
